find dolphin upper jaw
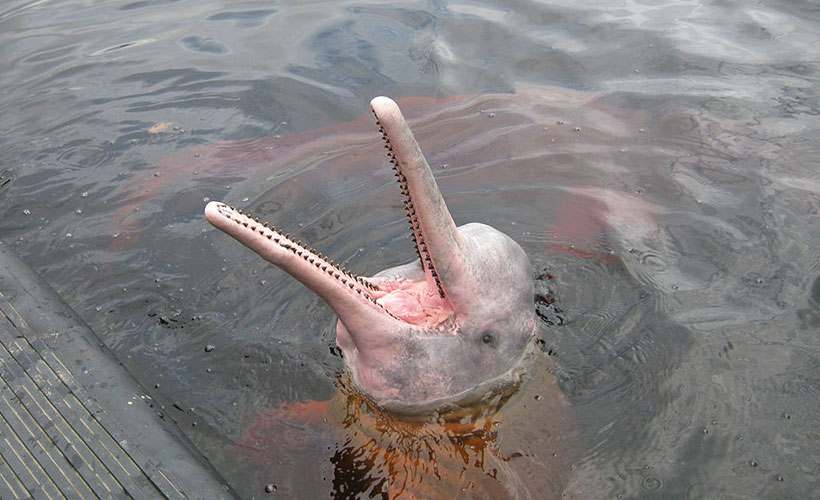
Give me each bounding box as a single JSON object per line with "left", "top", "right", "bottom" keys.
{"left": 205, "top": 96, "right": 536, "bottom": 413}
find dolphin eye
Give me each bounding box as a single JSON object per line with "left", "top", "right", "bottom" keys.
{"left": 482, "top": 333, "right": 494, "bottom": 345}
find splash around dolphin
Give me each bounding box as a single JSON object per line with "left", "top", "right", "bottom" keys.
{"left": 205, "top": 96, "right": 536, "bottom": 414}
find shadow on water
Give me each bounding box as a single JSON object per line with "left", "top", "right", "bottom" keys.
{"left": 1, "top": 0, "right": 819, "bottom": 498}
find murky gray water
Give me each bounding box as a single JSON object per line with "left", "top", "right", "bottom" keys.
{"left": 1, "top": 0, "right": 819, "bottom": 498}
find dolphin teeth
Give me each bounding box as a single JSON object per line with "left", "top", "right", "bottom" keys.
{"left": 262, "top": 222, "right": 269, "bottom": 227}
{"left": 266, "top": 234, "right": 272, "bottom": 239}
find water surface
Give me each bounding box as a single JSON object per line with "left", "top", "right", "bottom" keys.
{"left": 1, "top": 0, "right": 818, "bottom": 498}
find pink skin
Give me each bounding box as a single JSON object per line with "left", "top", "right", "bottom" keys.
{"left": 205, "top": 97, "right": 535, "bottom": 413}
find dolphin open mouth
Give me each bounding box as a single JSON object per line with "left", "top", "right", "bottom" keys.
{"left": 206, "top": 96, "right": 536, "bottom": 410}
{"left": 204, "top": 96, "right": 459, "bottom": 330}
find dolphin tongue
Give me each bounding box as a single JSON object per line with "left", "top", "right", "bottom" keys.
{"left": 370, "top": 96, "right": 468, "bottom": 307}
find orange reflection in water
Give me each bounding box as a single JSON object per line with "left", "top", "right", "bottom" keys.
{"left": 239, "top": 349, "right": 586, "bottom": 499}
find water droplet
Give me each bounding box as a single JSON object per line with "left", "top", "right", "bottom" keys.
{"left": 130, "top": 139, "right": 137, "bottom": 144}
{"left": 488, "top": 112, "right": 496, "bottom": 118}
{"left": 81, "top": 192, "right": 89, "bottom": 198}
{"left": 750, "top": 459, "right": 758, "bottom": 467}
{"left": 573, "top": 127, "right": 581, "bottom": 132}
{"left": 193, "top": 152, "right": 200, "bottom": 158}
{"left": 65, "top": 232, "right": 72, "bottom": 238}
{"left": 75, "top": 209, "right": 83, "bottom": 214}
{"left": 22, "top": 209, "right": 31, "bottom": 215}
{"left": 557, "top": 120, "right": 565, "bottom": 125}
{"left": 203, "top": 197, "right": 210, "bottom": 203}
{"left": 265, "top": 483, "right": 277, "bottom": 493}
{"left": 204, "top": 344, "right": 215, "bottom": 353}
{"left": 242, "top": 197, "right": 249, "bottom": 202}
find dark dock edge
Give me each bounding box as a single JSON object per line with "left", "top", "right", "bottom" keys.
{"left": 0, "top": 241, "right": 237, "bottom": 499}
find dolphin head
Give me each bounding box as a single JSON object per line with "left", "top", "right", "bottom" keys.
{"left": 205, "top": 97, "right": 535, "bottom": 413}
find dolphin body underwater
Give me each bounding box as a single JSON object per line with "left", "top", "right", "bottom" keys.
{"left": 205, "top": 96, "right": 537, "bottom": 414}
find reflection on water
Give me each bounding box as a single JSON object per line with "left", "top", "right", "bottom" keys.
{"left": 1, "top": 0, "right": 819, "bottom": 498}
{"left": 239, "top": 351, "right": 586, "bottom": 499}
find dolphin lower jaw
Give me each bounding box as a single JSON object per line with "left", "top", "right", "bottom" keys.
{"left": 204, "top": 201, "right": 406, "bottom": 334}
